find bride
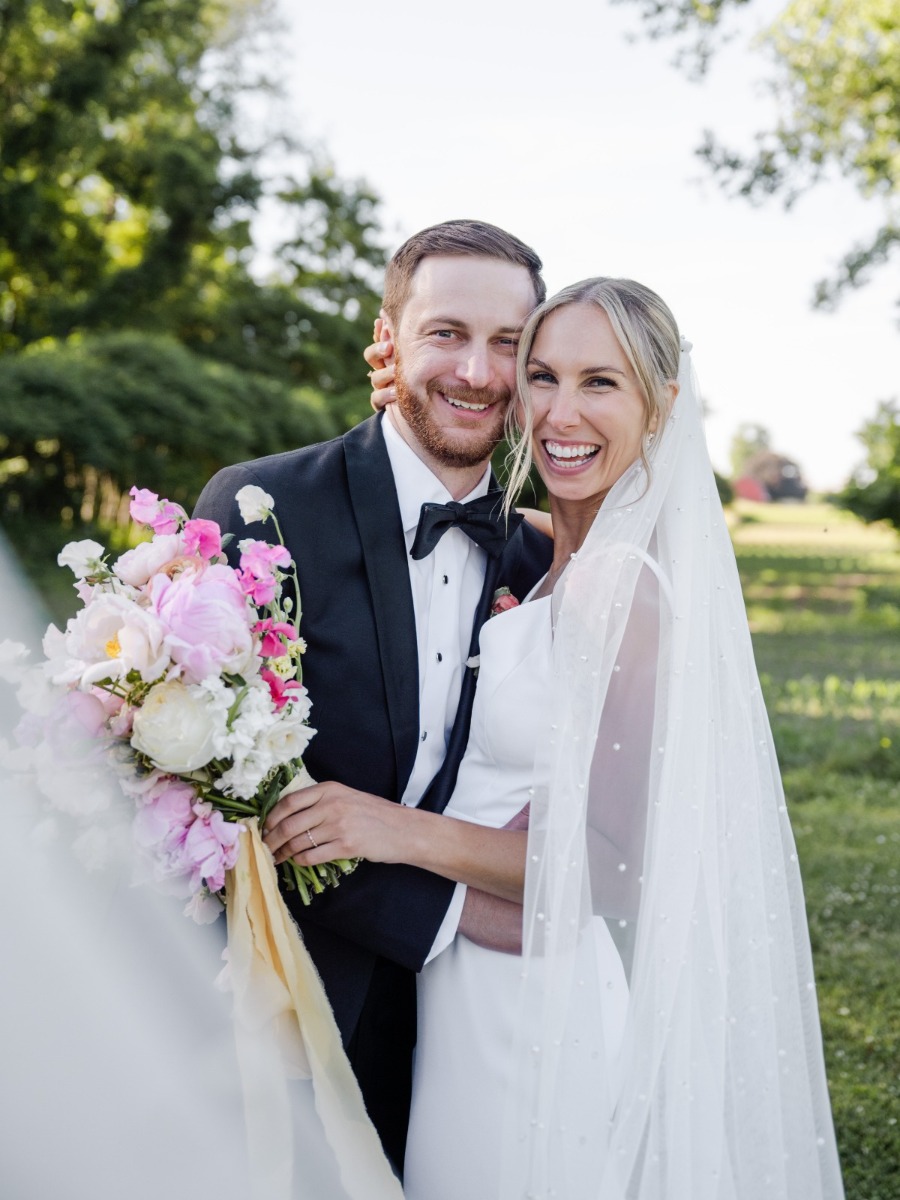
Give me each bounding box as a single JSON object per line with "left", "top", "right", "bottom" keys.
{"left": 263, "top": 277, "right": 845, "bottom": 1199}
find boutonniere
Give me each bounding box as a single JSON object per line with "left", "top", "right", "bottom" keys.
{"left": 490, "top": 586, "right": 520, "bottom": 616}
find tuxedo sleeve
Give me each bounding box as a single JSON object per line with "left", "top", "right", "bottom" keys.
{"left": 193, "top": 463, "right": 271, "bottom": 560}
{"left": 285, "top": 860, "right": 457, "bottom": 973}
{"left": 195, "top": 461, "right": 458, "bottom": 972}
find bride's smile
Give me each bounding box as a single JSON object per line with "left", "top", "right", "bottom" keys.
{"left": 527, "top": 302, "right": 657, "bottom": 510}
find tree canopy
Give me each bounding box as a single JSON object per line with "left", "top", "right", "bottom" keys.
{"left": 838, "top": 400, "right": 900, "bottom": 530}
{"left": 0, "top": 0, "right": 388, "bottom": 577}
{"left": 621, "top": 0, "right": 900, "bottom": 306}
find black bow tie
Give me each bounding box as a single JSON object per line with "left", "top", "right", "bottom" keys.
{"left": 410, "top": 493, "right": 523, "bottom": 561}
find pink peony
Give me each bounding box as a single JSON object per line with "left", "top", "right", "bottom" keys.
{"left": 133, "top": 777, "right": 198, "bottom": 855}
{"left": 182, "top": 519, "right": 222, "bottom": 561}
{"left": 182, "top": 802, "right": 243, "bottom": 893}
{"left": 253, "top": 619, "right": 297, "bottom": 658}
{"left": 150, "top": 564, "right": 256, "bottom": 684}
{"left": 261, "top": 667, "right": 302, "bottom": 711}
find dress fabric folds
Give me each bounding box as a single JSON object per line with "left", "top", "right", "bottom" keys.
{"left": 403, "top": 595, "right": 629, "bottom": 1200}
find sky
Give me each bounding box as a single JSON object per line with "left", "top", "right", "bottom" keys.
{"left": 267, "top": 0, "right": 897, "bottom": 490}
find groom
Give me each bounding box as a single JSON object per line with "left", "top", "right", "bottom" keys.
{"left": 194, "top": 220, "right": 552, "bottom": 1168}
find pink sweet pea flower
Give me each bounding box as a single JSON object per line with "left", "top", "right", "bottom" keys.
{"left": 182, "top": 519, "right": 222, "bottom": 561}
{"left": 236, "top": 570, "right": 276, "bottom": 606}
{"left": 253, "top": 619, "right": 297, "bottom": 658}
{"left": 240, "top": 542, "right": 291, "bottom": 575}
{"left": 261, "top": 667, "right": 302, "bottom": 711}
{"left": 182, "top": 802, "right": 243, "bottom": 893}
{"left": 150, "top": 499, "right": 188, "bottom": 536}
{"left": 128, "top": 486, "right": 187, "bottom": 535}
{"left": 129, "top": 487, "right": 161, "bottom": 526}
{"left": 237, "top": 541, "right": 291, "bottom": 605}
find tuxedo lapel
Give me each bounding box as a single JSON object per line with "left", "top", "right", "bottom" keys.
{"left": 343, "top": 415, "right": 420, "bottom": 796}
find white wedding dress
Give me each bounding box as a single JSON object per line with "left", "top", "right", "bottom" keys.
{"left": 403, "top": 593, "right": 629, "bottom": 1200}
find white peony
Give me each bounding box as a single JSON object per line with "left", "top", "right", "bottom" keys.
{"left": 57, "top": 539, "right": 106, "bottom": 578}
{"left": 113, "top": 534, "right": 183, "bottom": 587}
{"left": 131, "top": 680, "right": 226, "bottom": 773}
{"left": 235, "top": 484, "right": 274, "bottom": 525}
{"left": 62, "top": 594, "right": 170, "bottom": 689}
{"left": 184, "top": 890, "right": 225, "bottom": 924}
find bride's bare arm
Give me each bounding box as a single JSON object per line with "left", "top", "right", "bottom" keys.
{"left": 262, "top": 782, "right": 526, "bottom": 903}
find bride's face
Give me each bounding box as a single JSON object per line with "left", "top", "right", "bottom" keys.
{"left": 526, "top": 303, "right": 652, "bottom": 506}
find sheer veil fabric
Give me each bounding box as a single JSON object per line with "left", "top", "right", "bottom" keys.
{"left": 500, "top": 346, "right": 844, "bottom": 1199}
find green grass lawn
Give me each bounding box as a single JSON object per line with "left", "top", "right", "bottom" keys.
{"left": 732, "top": 502, "right": 900, "bottom": 1200}
{"left": 10, "top": 499, "right": 899, "bottom": 1192}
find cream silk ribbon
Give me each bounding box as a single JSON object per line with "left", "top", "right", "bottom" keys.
{"left": 225, "top": 813, "right": 404, "bottom": 1200}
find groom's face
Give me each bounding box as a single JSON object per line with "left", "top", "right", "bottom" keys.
{"left": 387, "top": 255, "right": 537, "bottom": 470}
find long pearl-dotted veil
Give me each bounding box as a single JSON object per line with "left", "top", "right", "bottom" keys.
{"left": 499, "top": 345, "right": 844, "bottom": 1199}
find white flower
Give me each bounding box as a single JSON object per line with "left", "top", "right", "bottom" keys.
{"left": 257, "top": 710, "right": 315, "bottom": 767}
{"left": 235, "top": 484, "right": 275, "bottom": 525}
{"left": 57, "top": 539, "right": 106, "bottom": 578}
{"left": 216, "top": 754, "right": 270, "bottom": 800}
{"left": 113, "top": 533, "right": 183, "bottom": 587}
{"left": 185, "top": 890, "right": 224, "bottom": 924}
{"left": 131, "top": 680, "right": 226, "bottom": 773}
{"left": 0, "top": 640, "right": 30, "bottom": 684}
{"left": 62, "top": 594, "right": 170, "bottom": 689}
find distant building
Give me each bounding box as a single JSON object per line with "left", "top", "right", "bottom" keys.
{"left": 734, "top": 476, "right": 770, "bottom": 502}
{"left": 736, "top": 451, "right": 808, "bottom": 502}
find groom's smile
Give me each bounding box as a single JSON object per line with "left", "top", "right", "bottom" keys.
{"left": 382, "top": 255, "right": 537, "bottom": 486}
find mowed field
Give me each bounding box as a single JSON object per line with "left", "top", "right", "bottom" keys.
{"left": 731, "top": 501, "right": 900, "bottom": 1200}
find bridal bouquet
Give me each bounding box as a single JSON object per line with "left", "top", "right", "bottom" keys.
{"left": 1, "top": 483, "right": 403, "bottom": 1200}
{"left": 7, "top": 482, "right": 356, "bottom": 917}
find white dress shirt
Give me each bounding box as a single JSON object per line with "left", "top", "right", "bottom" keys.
{"left": 381, "top": 413, "right": 486, "bottom": 958}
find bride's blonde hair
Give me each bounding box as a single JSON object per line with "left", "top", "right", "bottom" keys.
{"left": 504, "top": 277, "right": 680, "bottom": 506}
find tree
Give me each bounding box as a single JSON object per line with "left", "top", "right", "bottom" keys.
{"left": 730, "top": 421, "right": 772, "bottom": 476}
{"left": 0, "top": 330, "right": 336, "bottom": 526}
{"left": 621, "top": 0, "right": 900, "bottom": 306}
{"left": 0, "top": 0, "right": 387, "bottom": 417}
{"left": 0, "top": 1, "right": 390, "bottom": 605}
{"left": 838, "top": 399, "right": 900, "bottom": 529}
{"left": 0, "top": 0, "right": 264, "bottom": 349}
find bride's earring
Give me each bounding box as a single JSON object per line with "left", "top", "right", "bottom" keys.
{"left": 645, "top": 431, "right": 655, "bottom": 449}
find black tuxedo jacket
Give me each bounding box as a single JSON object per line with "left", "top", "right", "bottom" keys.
{"left": 194, "top": 414, "right": 551, "bottom": 1150}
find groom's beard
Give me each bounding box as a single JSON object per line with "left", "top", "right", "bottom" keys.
{"left": 393, "top": 364, "right": 510, "bottom": 469}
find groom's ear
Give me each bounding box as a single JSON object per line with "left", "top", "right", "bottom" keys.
{"left": 379, "top": 312, "right": 397, "bottom": 364}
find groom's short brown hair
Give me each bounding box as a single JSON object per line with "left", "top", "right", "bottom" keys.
{"left": 382, "top": 219, "right": 545, "bottom": 324}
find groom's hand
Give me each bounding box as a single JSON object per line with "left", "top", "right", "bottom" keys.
{"left": 458, "top": 889, "right": 523, "bottom": 955}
